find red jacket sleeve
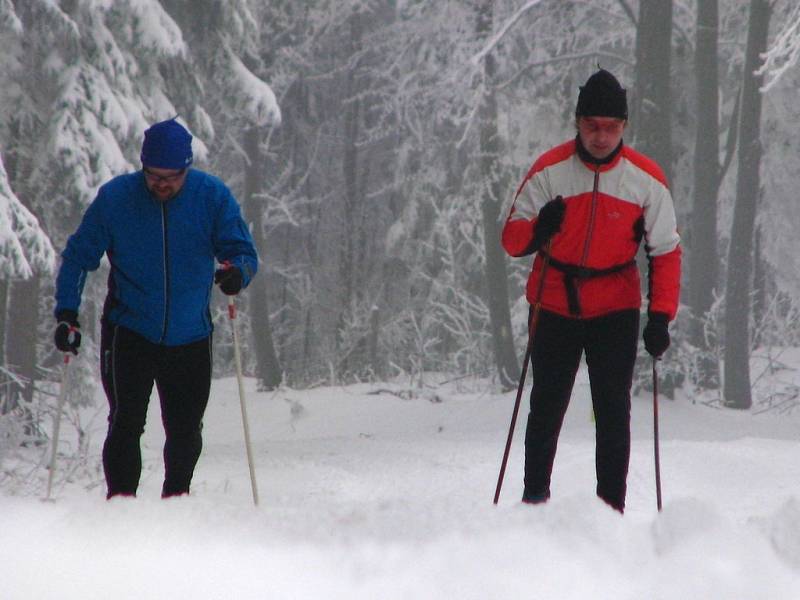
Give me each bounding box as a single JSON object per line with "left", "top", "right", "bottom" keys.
{"left": 501, "top": 215, "right": 536, "bottom": 257}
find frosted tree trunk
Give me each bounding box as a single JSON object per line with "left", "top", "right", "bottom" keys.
{"left": 688, "top": 0, "right": 721, "bottom": 385}
{"left": 0, "top": 280, "right": 7, "bottom": 411}
{"left": 341, "top": 11, "right": 362, "bottom": 314}
{"left": 723, "top": 0, "right": 771, "bottom": 410}
{"left": 476, "top": 0, "right": 519, "bottom": 389}
{"left": 5, "top": 276, "right": 40, "bottom": 410}
{"left": 327, "top": 10, "right": 365, "bottom": 380}
{"left": 631, "top": 0, "right": 674, "bottom": 398}
{"left": 242, "top": 126, "right": 283, "bottom": 390}
{"left": 631, "top": 0, "right": 673, "bottom": 182}
{"left": 752, "top": 227, "right": 768, "bottom": 348}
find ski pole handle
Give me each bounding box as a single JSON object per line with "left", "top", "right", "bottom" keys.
{"left": 228, "top": 295, "right": 237, "bottom": 320}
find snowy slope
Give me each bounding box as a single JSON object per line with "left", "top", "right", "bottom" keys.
{"left": 3, "top": 365, "right": 800, "bottom": 599}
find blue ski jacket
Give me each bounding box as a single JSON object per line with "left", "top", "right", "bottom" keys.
{"left": 55, "top": 169, "right": 258, "bottom": 346}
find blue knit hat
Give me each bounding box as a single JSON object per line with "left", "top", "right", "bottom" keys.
{"left": 140, "top": 118, "right": 193, "bottom": 169}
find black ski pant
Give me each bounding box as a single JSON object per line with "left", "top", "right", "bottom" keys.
{"left": 524, "top": 309, "right": 639, "bottom": 512}
{"left": 100, "top": 321, "right": 212, "bottom": 499}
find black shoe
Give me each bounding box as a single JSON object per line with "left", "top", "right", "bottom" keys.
{"left": 521, "top": 490, "right": 551, "bottom": 504}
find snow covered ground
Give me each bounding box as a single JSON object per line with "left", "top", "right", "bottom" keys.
{"left": 3, "top": 360, "right": 800, "bottom": 599}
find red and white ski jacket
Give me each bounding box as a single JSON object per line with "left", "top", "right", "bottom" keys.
{"left": 502, "top": 138, "right": 681, "bottom": 320}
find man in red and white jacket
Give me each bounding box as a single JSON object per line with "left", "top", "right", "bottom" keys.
{"left": 501, "top": 69, "right": 681, "bottom": 512}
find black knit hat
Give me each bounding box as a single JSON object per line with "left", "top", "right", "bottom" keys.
{"left": 575, "top": 69, "right": 628, "bottom": 120}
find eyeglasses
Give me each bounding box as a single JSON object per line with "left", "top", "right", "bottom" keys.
{"left": 143, "top": 168, "right": 187, "bottom": 183}
{"left": 578, "top": 118, "right": 626, "bottom": 135}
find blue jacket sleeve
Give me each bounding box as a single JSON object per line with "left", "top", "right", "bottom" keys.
{"left": 212, "top": 188, "right": 259, "bottom": 287}
{"left": 54, "top": 194, "right": 110, "bottom": 316}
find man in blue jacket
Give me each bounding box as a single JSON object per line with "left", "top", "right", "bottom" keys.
{"left": 53, "top": 118, "right": 258, "bottom": 499}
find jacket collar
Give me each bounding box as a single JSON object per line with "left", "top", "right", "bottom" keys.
{"left": 575, "top": 135, "right": 624, "bottom": 171}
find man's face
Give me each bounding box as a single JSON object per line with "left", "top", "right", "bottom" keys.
{"left": 577, "top": 116, "right": 626, "bottom": 160}
{"left": 143, "top": 166, "right": 188, "bottom": 202}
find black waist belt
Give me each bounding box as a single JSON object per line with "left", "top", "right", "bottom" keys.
{"left": 542, "top": 253, "right": 637, "bottom": 316}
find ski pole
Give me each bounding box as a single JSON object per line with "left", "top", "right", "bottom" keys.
{"left": 494, "top": 243, "right": 551, "bottom": 505}
{"left": 44, "top": 353, "right": 71, "bottom": 502}
{"left": 228, "top": 294, "right": 259, "bottom": 506}
{"left": 653, "top": 358, "right": 662, "bottom": 511}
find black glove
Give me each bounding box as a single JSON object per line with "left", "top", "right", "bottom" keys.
{"left": 532, "top": 195, "right": 565, "bottom": 251}
{"left": 214, "top": 265, "right": 243, "bottom": 295}
{"left": 643, "top": 312, "right": 670, "bottom": 358}
{"left": 54, "top": 310, "right": 81, "bottom": 355}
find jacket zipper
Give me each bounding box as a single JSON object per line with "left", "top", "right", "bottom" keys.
{"left": 574, "top": 167, "right": 601, "bottom": 316}
{"left": 160, "top": 203, "right": 170, "bottom": 343}
{"left": 580, "top": 167, "right": 601, "bottom": 266}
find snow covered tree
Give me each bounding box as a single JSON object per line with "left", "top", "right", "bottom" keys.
{"left": 0, "top": 4, "right": 47, "bottom": 412}
{"left": 0, "top": 156, "right": 53, "bottom": 280}
{"left": 233, "top": 0, "right": 406, "bottom": 384}
{"left": 0, "top": 0, "right": 795, "bottom": 405}
{"left": 760, "top": 2, "right": 800, "bottom": 93}
{"left": 0, "top": 153, "right": 55, "bottom": 402}
{"left": 1, "top": 0, "right": 188, "bottom": 409}
{"left": 475, "top": 0, "right": 520, "bottom": 389}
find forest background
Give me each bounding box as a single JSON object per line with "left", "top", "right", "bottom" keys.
{"left": 2, "top": 0, "right": 800, "bottom": 444}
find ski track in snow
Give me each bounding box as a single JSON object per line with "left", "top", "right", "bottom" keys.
{"left": 3, "top": 371, "right": 800, "bottom": 599}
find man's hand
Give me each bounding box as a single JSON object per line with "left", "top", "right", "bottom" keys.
{"left": 533, "top": 195, "right": 565, "bottom": 251}
{"left": 54, "top": 310, "right": 81, "bottom": 355}
{"left": 214, "top": 265, "right": 243, "bottom": 296}
{"left": 643, "top": 312, "right": 670, "bottom": 358}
